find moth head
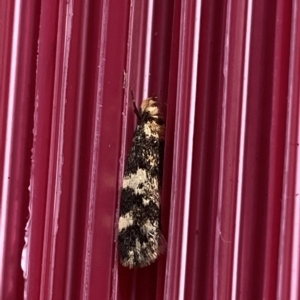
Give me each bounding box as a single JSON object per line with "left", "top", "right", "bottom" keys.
{"left": 140, "top": 97, "right": 160, "bottom": 117}
{"left": 139, "top": 97, "right": 165, "bottom": 140}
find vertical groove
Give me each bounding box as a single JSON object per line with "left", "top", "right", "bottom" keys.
{"left": 82, "top": 0, "right": 109, "bottom": 298}
{"left": 213, "top": 0, "right": 231, "bottom": 297}
{"left": 231, "top": 0, "right": 253, "bottom": 299}
{"left": 142, "top": 0, "right": 154, "bottom": 98}
{"left": 0, "top": 0, "right": 21, "bottom": 293}
{"left": 65, "top": 0, "right": 89, "bottom": 298}
{"left": 277, "top": 0, "right": 299, "bottom": 298}
{"left": 178, "top": 1, "right": 202, "bottom": 300}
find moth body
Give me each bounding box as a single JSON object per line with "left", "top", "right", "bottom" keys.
{"left": 118, "top": 97, "right": 166, "bottom": 268}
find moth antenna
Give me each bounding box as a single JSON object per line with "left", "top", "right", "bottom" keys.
{"left": 130, "top": 88, "right": 141, "bottom": 120}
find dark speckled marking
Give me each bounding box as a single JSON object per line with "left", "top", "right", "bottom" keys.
{"left": 118, "top": 97, "right": 166, "bottom": 268}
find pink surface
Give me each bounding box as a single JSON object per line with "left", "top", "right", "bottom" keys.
{"left": 0, "top": 0, "right": 300, "bottom": 299}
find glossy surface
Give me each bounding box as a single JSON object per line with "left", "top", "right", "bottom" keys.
{"left": 0, "top": 0, "right": 299, "bottom": 299}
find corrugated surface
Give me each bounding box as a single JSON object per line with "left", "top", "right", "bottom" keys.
{"left": 0, "top": 0, "right": 299, "bottom": 299}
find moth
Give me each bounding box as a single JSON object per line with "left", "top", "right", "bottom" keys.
{"left": 118, "top": 94, "right": 166, "bottom": 268}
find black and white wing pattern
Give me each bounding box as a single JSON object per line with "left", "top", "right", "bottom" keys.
{"left": 118, "top": 97, "right": 166, "bottom": 268}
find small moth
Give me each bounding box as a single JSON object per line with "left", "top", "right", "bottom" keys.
{"left": 118, "top": 94, "right": 166, "bottom": 268}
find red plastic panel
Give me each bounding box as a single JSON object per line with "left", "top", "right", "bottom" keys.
{"left": 0, "top": 0, "right": 300, "bottom": 299}
{"left": 0, "top": 0, "right": 39, "bottom": 299}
